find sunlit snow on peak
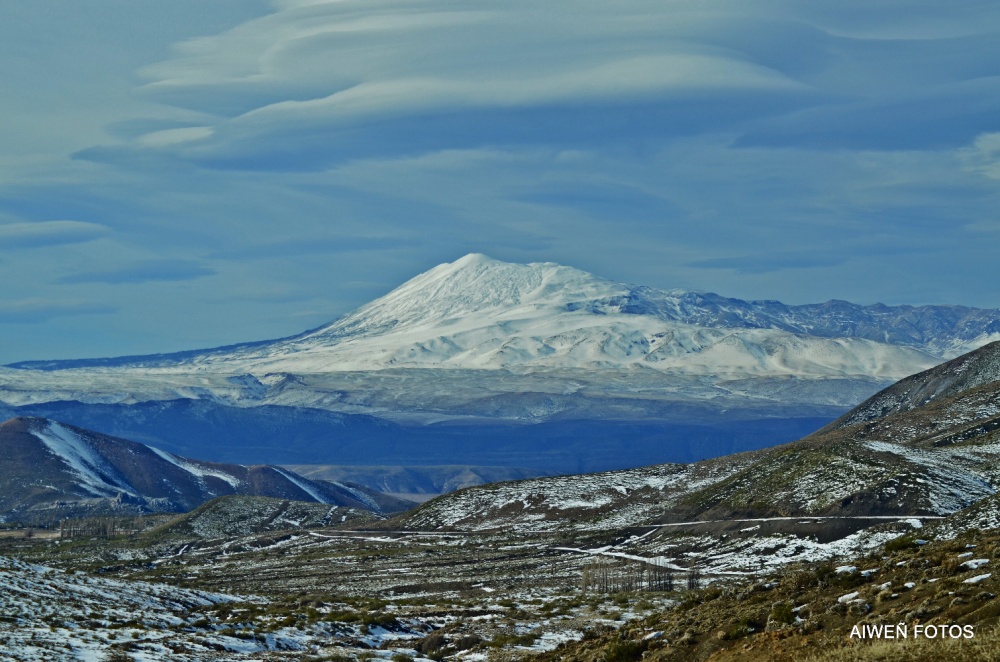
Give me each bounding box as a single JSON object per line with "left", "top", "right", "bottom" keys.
{"left": 303, "top": 252, "right": 629, "bottom": 341}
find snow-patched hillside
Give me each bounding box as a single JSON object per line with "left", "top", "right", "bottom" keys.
{"left": 833, "top": 340, "right": 1000, "bottom": 428}
{"left": 3, "top": 254, "right": 1000, "bottom": 415}
{"left": 0, "top": 554, "right": 418, "bottom": 661}
{"left": 402, "top": 458, "right": 756, "bottom": 532}
{"left": 0, "top": 417, "right": 406, "bottom": 521}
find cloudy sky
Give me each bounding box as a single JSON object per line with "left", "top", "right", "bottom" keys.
{"left": 2, "top": 0, "right": 1000, "bottom": 362}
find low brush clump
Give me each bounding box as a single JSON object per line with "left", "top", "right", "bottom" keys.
{"left": 532, "top": 530, "right": 1000, "bottom": 661}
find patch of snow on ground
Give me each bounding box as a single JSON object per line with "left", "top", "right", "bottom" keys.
{"left": 961, "top": 559, "right": 990, "bottom": 570}
{"left": 864, "top": 440, "right": 997, "bottom": 513}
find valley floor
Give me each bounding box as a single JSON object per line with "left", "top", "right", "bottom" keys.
{"left": 2, "top": 509, "right": 985, "bottom": 661}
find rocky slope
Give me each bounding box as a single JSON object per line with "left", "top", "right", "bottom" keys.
{"left": 828, "top": 340, "right": 1000, "bottom": 428}
{"left": 283, "top": 463, "right": 555, "bottom": 499}
{"left": 0, "top": 551, "right": 433, "bottom": 661}
{"left": 146, "top": 495, "right": 380, "bottom": 539}
{"left": 531, "top": 528, "right": 1000, "bottom": 662}
{"left": 0, "top": 554, "right": 253, "bottom": 661}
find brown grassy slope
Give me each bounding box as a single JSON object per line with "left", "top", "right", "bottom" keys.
{"left": 669, "top": 377, "right": 1000, "bottom": 520}
{"left": 533, "top": 530, "right": 1000, "bottom": 662}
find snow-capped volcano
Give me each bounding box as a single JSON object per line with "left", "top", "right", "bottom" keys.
{"left": 240, "top": 252, "right": 646, "bottom": 372}
{"left": 3, "top": 254, "right": 1000, "bottom": 419}
{"left": 149, "top": 252, "right": 994, "bottom": 378}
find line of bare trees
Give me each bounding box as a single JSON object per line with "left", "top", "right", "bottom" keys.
{"left": 59, "top": 516, "right": 147, "bottom": 539}
{"left": 580, "top": 556, "right": 685, "bottom": 593}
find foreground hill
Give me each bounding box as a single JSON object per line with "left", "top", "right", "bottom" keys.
{"left": 0, "top": 417, "right": 412, "bottom": 524}
{"left": 0, "top": 554, "right": 256, "bottom": 661}
{"left": 532, "top": 527, "right": 1000, "bottom": 662}
{"left": 7, "top": 342, "right": 1000, "bottom": 659}
{"left": 283, "top": 463, "right": 555, "bottom": 500}
{"left": 146, "top": 495, "right": 381, "bottom": 539}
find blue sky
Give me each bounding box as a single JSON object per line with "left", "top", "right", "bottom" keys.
{"left": 2, "top": 0, "right": 1000, "bottom": 362}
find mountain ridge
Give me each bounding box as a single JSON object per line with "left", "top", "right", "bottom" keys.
{"left": 0, "top": 416, "right": 412, "bottom": 523}
{"left": 827, "top": 340, "right": 1000, "bottom": 430}
{"left": 8, "top": 254, "right": 1000, "bottom": 375}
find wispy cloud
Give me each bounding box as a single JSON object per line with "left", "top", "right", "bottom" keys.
{"left": 0, "top": 299, "right": 116, "bottom": 324}
{"left": 58, "top": 259, "right": 215, "bottom": 285}
{"left": 686, "top": 253, "right": 847, "bottom": 275}
{"left": 74, "top": 1, "right": 823, "bottom": 170}
{"left": 72, "top": 0, "right": 996, "bottom": 172}
{"left": 961, "top": 132, "right": 1000, "bottom": 180}
{"left": 0, "top": 221, "right": 108, "bottom": 249}
{"left": 210, "top": 234, "right": 413, "bottom": 260}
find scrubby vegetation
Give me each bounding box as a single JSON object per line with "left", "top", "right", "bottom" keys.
{"left": 532, "top": 530, "right": 1000, "bottom": 661}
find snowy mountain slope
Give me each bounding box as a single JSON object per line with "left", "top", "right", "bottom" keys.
{"left": 266, "top": 253, "right": 995, "bottom": 374}
{"left": 399, "top": 342, "right": 1000, "bottom": 532}
{"left": 3, "top": 254, "right": 999, "bottom": 421}
{"left": 0, "top": 417, "right": 409, "bottom": 523}
{"left": 14, "top": 253, "right": 999, "bottom": 373}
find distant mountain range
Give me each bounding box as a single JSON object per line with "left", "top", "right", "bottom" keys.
{"left": 2, "top": 254, "right": 999, "bottom": 472}
{"left": 5, "top": 253, "right": 999, "bottom": 412}
{"left": 0, "top": 417, "right": 412, "bottom": 524}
